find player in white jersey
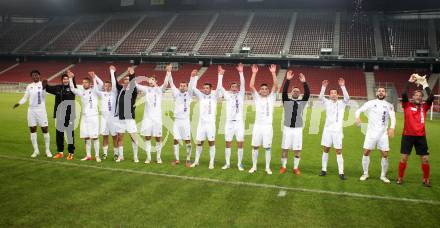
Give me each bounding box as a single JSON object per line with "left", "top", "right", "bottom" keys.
{"left": 67, "top": 70, "right": 101, "bottom": 162}
{"left": 90, "top": 67, "right": 119, "bottom": 160}
{"left": 136, "top": 66, "right": 170, "bottom": 164}
{"left": 13, "top": 70, "right": 52, "bottom": 158}
{"left": 217, "top": 64, "right": 246, "bottom": 171}
{"left": 249, "top": 64, "right": 278, "bottom": 175}
{"left": 169, "top": 67, "right": 197, "bottom": 167}
{"left": 318, "top": 78, "right": 349, "bottom": 180}
{"left": 190, "top": 67, "right": 222, "bottom": 169}
{"left": 355, "top": 87, "right": 396, "bottom": 183}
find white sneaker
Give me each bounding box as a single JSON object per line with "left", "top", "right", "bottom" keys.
{"left": 46, "top": 151, "right": 53, "bottom": 158}
{"left": 96, "top": 157, "right": 102, "bottom": 163}
{"left": 134, "top": 158, "right": 139, "bottom": 163}
{"left": 208, "top": 162, "right": 214, "bottom": 170}
{"left": 359, "top": 174, "right": 369, "bottom": 181}
{"left": 380, "top": 176, "right": 391, "bottom": 184}
{"left": 238, "top": 163, "right": 244, "bottom": 171}
{"left": 144, "top": 159, "right": 151, "bottom": 164}
{"left": 31, "top": 151, "right": 39, "bottom": 158}
{"left": 81, "top": 156, "right": 92, "bottom": 161}
{"left": 116, "top": 157, "right": 124, "bottom": 163}
{"left": 157, "top": 158, "right": 162, "bottom": 164}
{"left": 190, "top": 162, "right": 199, "bottom": 168}
{"left": 265, "top": 168, "right": 273, "bottom": 175}
{"left": 248, "top": 167, "right": 257, "bottom": 174}
{"left": 222, "top": 164, "right": 230, "bottom": 170}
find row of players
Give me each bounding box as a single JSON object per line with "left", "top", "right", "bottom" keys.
{"left": 13, "top": 64, "right": 433, "bottom": 186}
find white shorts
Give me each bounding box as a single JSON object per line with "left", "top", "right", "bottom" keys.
{"left": 252, "top": 124, "right": 273, "bottom": 148}
{"left": 115, "top": 119, "right": 137, "bottom": 134}
{"left": 140, "top": 118, "right": 162, "bottom": 137}
{"left": 321, "top": 128, "right": 343, "bottom": 149}
{"left": 27, "top": 108, "right": 48, "bottom": 127}
{"left": 173, "top": 118, "right": 191, "bottom": 141}
{"left": 225, "top": 120, "right": 244, "bottom": 142}
{"left": 196, "top": 122, "right": 216, "bottom": 142}
{"left": 363, "top": 130, "right": 389, "bottom": 151}
{"left": 100, "top": 115, "right": 118, "bottom": 136}
{"left": 80, "top": 115, "right": 99, "bottom": 139}
{"left": 281, "top": 126, "right": 303, "bottom": 150}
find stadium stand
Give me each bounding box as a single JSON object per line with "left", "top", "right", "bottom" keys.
{"left": 0, "top": 61, "right": 17, "bottom": 72}
{"left": 68, "top": 60, "right": 134, "bottom": 82}
{"left": 289, "top": 12, "right": 335, "bottom": 56}
{"left": 115, "top": 14, "right": 172, "bottom": 54}
{"left": 79, "top": 15, "right": 141, "bottom": 53}
{"left": 0, "top": 22, "right": 47, "bottom": 53}
{"left": 374, "top": 69, "right": 432, "bottom": 96}
{"left": 340, "top": 13, "right": 376, "bottom": 59}
{"left": 241, "top": 12, "right": 291, "bottom": 55}
{"left": 381, "top": 18, "right": 429, "bottom": 57}
{"left": 47, "top": 16, "right": 106, "bottom": 52}
{"left": 135, "top": 63, "right": 201, "bottom": 85}
{"left": 150, "top": 13, "right": 213, "bottom": 53}
{"left": 0, "top": 60, "right": 69, "bottom": 83}
{"left": 198, "top": 13, "right": 248, "bottom": 55}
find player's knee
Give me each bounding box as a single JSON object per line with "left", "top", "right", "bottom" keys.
{"left": 421, "top": 156, "right": 429, "bottom": 163}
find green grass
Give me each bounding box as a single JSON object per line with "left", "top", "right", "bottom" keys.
{"left": 1, "top": 92, "right": 440, "bottom": 227}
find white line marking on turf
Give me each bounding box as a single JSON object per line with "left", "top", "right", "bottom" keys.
{"left": 1, "top": 154, "right": 439, "bottom": 206}
{"left": 277, "top": 190, "right": 287, "bottom": 197}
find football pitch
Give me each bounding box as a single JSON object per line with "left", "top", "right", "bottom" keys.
{"left": 1, "top": 92, "right": 439, "bottom": 227}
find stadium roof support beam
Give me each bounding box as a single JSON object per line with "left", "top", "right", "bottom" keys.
{"left": 428, "top": 19, "right": 438, "bottom": 57}
{"left": 282, "top": 12, "right": 297, "bottom": 55}
{"left": 41, "top": 16, "right": 82, "bottom": 52}
{"left": 364, "top": 71, "right": 376, "bottom": 100}
{"left": 111, "top": 15, "right": 147, "bottom": 54}
{"left": 332, "top": 12, "right": 341, "bottom": 55}
{"left": 73, "top": 15, "right": 112, "bottom": 53}
{"left": 145, "top": 13, "right": 178, "bottom": 54}
{"left": 372, "top": 15, "right": 384, "bottom": 57}
{"left": 233, "top": 12, "right": 255, "bottom": 53}
{"left": 192, "top": 13, "right": 219, "bottom": 54}
{"left": 12, "top": 17, "right": 57, "bottom": 53}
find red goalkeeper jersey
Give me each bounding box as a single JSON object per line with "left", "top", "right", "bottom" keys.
{"left": 402, "top": 101, "right": 431, "bottom": 136}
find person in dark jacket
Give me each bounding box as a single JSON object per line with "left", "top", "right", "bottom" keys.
{"left": 42, "top": 73, "right": 76, "bottom": 160}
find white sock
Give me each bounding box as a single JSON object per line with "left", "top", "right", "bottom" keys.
{"left": 362, "top": 155, "right": 370, "bottom": 175}
{"left": 209, "top": 145, "right": 215, "bottom": 164}
{"left": 30, "top": 132, "right": 39, "bottom": 153}
{"left": 225, "top": 147, "right": 231, "bottom": 166}
{"left": 156, "top": 142, "right": 162, "bottom": 160}
{"left": 381, "top": 157, "right": 388, "bottom": 177}
{"left": 43, "top": 133, "right": 50, "bottom": 152}
{"left": 195, "top": 145, "right": 202, "bottom": 164}
{"left": 93, "top": 140, "right": 100, "bottom": 157}
{"left": 132, "top": 141, "right": 138, "bottom": 160}
{"left": 265, "top": 148, "right": 271, "bottom": 170}
{"left": 174, "top": 144, "right": 179, "bottom": 161}
{"left": 85, "top": 139, "right": 91, "bottom": 157}
{"left": 237, "top": 148, "right": 243, "bottom": 165}
{"left": 186, "top": 143, "right": 192, "bottom": 161}
{"left": 103, "top": 145, "right": 108, "bottom": 155}
{"left": 336, "top": 154, "right": 344, "bottom": 174}
{"left": 119, "top": 146, "right": 124, "bottom": 159}
{"left": 145, "top": 140, "right": 151, "bottom": 161}
{"left": 252, "top": 148, "right": 258, "bottom": 169}
{"left": 281, "top": 157, "right": 287, "bottom": 168}
{"left": 322, "top": 152, "right": 329, "bottom": 171}
{"left": 113, "top": 147, "right": 119, "bottom": 156}
{"left": 293, "top": 156, "right": 300, "bottom": 169}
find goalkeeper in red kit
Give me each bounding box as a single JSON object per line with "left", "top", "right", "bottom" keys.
{"left": 397, "top": 74, "right": 434, "bottom": 187}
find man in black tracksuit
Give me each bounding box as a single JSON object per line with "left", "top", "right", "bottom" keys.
{"left": 43, "top": 74, "right": 76, "bottom": 160}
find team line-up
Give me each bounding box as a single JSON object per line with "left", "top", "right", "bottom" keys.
{"left": 13, "top": 64, "right": 434, "bottom": 187}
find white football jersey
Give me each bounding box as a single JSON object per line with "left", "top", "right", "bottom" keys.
{"left": 93, "top": 75, "right": 117, "bottom": 117}
{"left": 169, "top": 72, "right": 195, "bottom": 120}
{"left": 319, "top": 85, "right": 350, "bottom": 132}
{"left": 253, "top": 92, "right": 276, "bottom": 125}
{"left": 138, "top": 85, "right": 164, "bottom": 121}
{"left": 19, "top": 81, "right": 46, "bottom": 109}
{"left": 193, "top": 76, "right": 221, "bottom": 123}
{"left": 218, "top": 72, "right": 245, "bottom": 122}
{"left": 70, "top": 78, "right": 99, "bottom": 117}
{"left": 356, "top": 99, "right": 396, "bottom": 133}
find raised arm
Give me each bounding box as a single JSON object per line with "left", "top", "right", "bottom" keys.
{"left": 90, "top": 71, "right": 104, "bottom": 91}
{"left": 319, "top": 80, "right": 328, "bottom": 102}
{"left": 402, "top": 75, "right": 416, "bottom": 103}
{"left": 282, "top": 70, "right": 293, "bottom": 102}
{"left": 109, "top": 65, "right": 121, "bottom": 92}
{"left": 249, "top": 64, "right": 258, "bottom": 94}
{"left": 191, "top": 73, "right": 203, "bottom": 98}
{"left": 216, "top": 65, "right": 225, "bottom": 97}
{"left": 269, "top": 64, "right": 278, "bottom": 93}
{"left": 417, "top": 74, "right": 435, "bottom": 105}
{"left": 237, "top": 63, "right": 245, "bottom": 95}
{"left": 188, "top": 69, "right": 198, "bottom": 95}
{"left": 339, "top": 78, "right": 349, "bottom": 104}
{"left": 67, "top": 70, "right": 80, "bottom": 96}
{"left": 299, "top": 73, "right": 309, "bottom": 101}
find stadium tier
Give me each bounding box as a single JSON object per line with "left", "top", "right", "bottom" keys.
{"left": 135, "top": 63, "right": 201, "bottom": 85}
{"left": 0, "top": 22, "right": 47, "bottom": 53}
{"left": 0, "top": 60, "right": 69, "bottom": 83}
{"left": 340, "top": 13, "right": 376, "bottom": 59}
{"left": 68, "top": 60, "right": 134, "bottom": 82}
{"left": 373, "top": 69, "right": 435, "bottom": 97}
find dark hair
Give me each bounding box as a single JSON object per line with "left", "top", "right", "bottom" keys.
{"left": 204, "top": 83, "right": 212, "bottom": 88}
{"left": 230, "top": 82, "right": 238, "bottom": 87}
{"left": 150, "top": 75, "right": 157, "bottom": 80}
{"left": 413, "top": 90, "right": 424, "bottom": 97}
{"left": 83, "top": 78, "right": 91, "bottom": 83}
{"left": 61, "top": 73, "right": 68, "bottom": 79}
{"left": 104, "top": 81, "right": 111, "bottom": 84}
{"left": 180, "top": 81, "right": 188, "bottom": 85}
{"left": 292, "top": 86, "right": 299, "bottom": 90}
{"left": 377, "top": 87, "right": 386, "bottom": 91}
{"left": 30, "top": 70, "right": 40, "bottom": 76}
{"left": 329, "top": 88, "right": 338, "bottom": 93}
{"left": 260, "top": 83, "right": 268, "bottom": 88}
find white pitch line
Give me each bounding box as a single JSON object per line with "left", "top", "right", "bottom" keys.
{"left": 1, "top": 154, "right": 439, "bottom": 206}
